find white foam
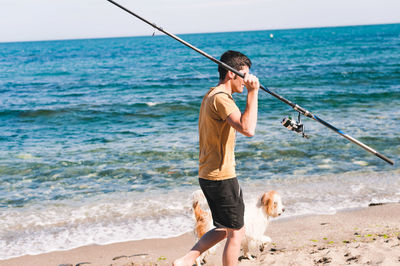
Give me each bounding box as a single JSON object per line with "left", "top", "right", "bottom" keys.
{"left": 353, "top": 160, "right": 369, "bottom": 166}
{"left": 16, "top": 153, "right": 36, "bottom": 160}
{"left": 145, "top": 102, "right": 159, "bottom": 107}
{"left": 0, "top": 189, "right": 194, "bottom": 259}
{"left": 1, "top": 169, "right": 399, "bottom": 260}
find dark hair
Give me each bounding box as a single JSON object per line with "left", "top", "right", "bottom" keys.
{"left": 218, "top": 50, "right": 252, "bottom": 81}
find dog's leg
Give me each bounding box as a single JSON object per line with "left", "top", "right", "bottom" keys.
{"left": 242, "top": 239, "right": 257, "bottom": 260}
{"left": 241, "top": 238, "right": 250, "bottom": 260}
{"left": 195, "top": 256, "right": 202, "bottom": 266}
{"left": 261, "top": 235, "right": 272, "bottom": 243}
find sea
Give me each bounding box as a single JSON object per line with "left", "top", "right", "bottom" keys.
{"left": 0, "top": 23, "right": 399, "bottom": 259}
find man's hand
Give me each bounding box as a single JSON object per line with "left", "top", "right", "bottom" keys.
{"left": 243, "top": 73, "right": 260, "bottom": 93}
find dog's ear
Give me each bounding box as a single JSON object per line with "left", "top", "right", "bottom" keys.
{"left": 261, "top": 192, "right": 273, "bottom": 215}
{"left": 261, "top": 191, "right": 277, "bottom": 216}
{"left": 193, "top": 200, "right": 199, "bottom": 210}
{"left": 193, "top": 201, "right": 204, "bottom": 222}
{"left": 260, "top": 193, "right": 269, "bottom": 206}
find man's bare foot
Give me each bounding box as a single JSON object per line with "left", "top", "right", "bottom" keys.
{"left": 172, "top": 256, "right": 193, "bottom": 266}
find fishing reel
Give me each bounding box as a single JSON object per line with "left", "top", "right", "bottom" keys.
{"left": 281, "top": 112, "right": 310, "bottom": 139}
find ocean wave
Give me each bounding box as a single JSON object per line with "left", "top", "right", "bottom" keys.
{"left": 0, "top": 189, "right": 194, "bottom": 259}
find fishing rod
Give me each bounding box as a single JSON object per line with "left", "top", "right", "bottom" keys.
{"left": 106, "top": 0, "right": 394, "bottom": 166}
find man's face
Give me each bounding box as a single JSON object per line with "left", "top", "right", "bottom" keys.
{"left": 232, "top": 66, "right": 250, "bottom": 94}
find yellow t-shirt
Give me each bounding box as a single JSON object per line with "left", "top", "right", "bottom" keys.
{"left": 198, "top": 87, "right": 240, "bottom": 180}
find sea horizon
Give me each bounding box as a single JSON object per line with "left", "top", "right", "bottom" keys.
{"left": 1, "top": 22, "right": 399, "bottom": 44}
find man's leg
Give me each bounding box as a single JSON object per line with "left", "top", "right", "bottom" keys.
{"left": 173, "top": 228, "right": 227, "bottom": 266}
{"left": 222, "top": 226, "right": 245, "bottom": 266}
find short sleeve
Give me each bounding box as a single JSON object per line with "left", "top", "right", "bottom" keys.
{"left": 213, "top": 93, "right": 240, "bottom": 120}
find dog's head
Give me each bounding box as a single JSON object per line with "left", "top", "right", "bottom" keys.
{"left": 259, "top": 190, "right": 285, "bottom": 218}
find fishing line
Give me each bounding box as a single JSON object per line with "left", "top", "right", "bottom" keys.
{"left": 106, "top": 0, "right": 394, "bottom": 165}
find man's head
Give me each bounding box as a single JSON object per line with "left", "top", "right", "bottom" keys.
{"left": 218, "top": 50, "right": 252, "bottom": 81}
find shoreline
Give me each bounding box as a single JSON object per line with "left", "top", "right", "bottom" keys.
{"left": 1, "top": 203, "right": 399, "bottom": 266}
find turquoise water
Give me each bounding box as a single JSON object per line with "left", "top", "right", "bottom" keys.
{"left": 0, "top": 24, "right": 399, "bottom": 259}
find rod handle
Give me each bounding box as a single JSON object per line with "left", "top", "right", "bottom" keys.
{"left": 375, "top": 152, "right": 394, "bottom": 165}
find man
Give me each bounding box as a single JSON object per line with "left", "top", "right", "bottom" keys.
{"left": 174, "top": 50, "right": 259, "bottom": 266}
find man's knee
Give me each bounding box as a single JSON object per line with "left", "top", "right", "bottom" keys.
{"left": 227, "top": 226, "right": 245, "bottom": 240}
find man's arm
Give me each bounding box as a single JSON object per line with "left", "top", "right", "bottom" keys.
{"left": 226, "top": 74, "right": 259, "bottom": 137}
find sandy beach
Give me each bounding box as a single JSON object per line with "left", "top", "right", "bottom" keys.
{"left": 1, "top": 202, "right": 399, "bottom": 266}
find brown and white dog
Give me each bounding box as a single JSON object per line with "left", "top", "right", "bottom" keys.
{"left": 192, "top": 189, "right": 285, "bottom": 264}
{"left": 242, "top": 190, "right": 285, "bottom": 259}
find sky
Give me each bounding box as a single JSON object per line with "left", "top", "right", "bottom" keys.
{"left": 0, "top": 0, "right": 399, "bottom": 43}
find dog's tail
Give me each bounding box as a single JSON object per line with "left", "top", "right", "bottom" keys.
{"left": 192, "top": 189, "right": 207, "bottom": 209}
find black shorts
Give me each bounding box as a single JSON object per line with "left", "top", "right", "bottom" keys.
{"left": 199, "top": 177, "right": 244, "bottom": 229}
